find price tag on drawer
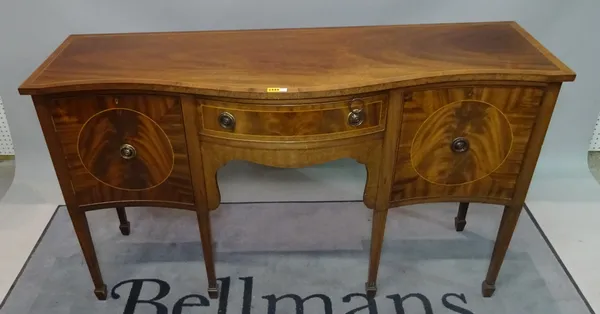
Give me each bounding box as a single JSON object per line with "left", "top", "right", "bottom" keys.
{"left": 267, "top": 87, "right": 288, "bottom": 92}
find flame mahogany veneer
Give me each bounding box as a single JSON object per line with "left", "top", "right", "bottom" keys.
{"left": 19, "top": 21, "right": 575, "bottom": 300}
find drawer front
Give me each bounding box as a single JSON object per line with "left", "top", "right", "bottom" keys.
{"left": 50, "top": 94, "right": 194, "bottom": 207}
{"left": 198, "top": 94, "right": 387, "bottom": 141}
{"left": 390, "top": 86, "right": 545, "bottom": 205}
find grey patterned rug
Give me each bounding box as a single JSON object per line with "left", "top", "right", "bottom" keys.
{"left": 0, "top": 202, "right": 592, "bottom": 314}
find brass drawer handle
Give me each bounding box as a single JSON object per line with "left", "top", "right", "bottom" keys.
{"left": 451, "top": 137, "right": 470, "bottom": 153}
{"left": 120, "top": 144, "right": 137, "bottom": 160}
{"left": 348, "top": 109, "right": 365, "bottom": 127}
{"left": 218, "top": 112, "right": 236, "bottom": 130}
{"left": 347, "top": 98, "right": 366, "bottom": 127}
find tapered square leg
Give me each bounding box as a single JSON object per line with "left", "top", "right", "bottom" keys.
{"left": 116, "top": 207, "right": 130, "bottom": 236}
{"left": 483, "top": 204, "right": 523, "bottom": 297}
{"left": 366, "top": 210, "right": 388, "bottom": 299}
{"left": 196, "top": 210, "right": 219, "bottom": 299}
{"left": 68, "top": 210, "right": 107, "bottom": 301}
{"left": 454, "top": 202, "right": 469, "bottom": 232}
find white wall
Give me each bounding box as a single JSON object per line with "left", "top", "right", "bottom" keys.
{"left": 0, "top": 0, "right": 597, "bottom": 205}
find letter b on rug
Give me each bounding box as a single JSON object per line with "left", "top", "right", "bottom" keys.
{"left": 111, "top": 279, "right": 171, "bottom": 314}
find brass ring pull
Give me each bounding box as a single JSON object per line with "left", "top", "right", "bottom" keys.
{"left": 348, "top": 98, "right": 365, "bottom": 111}
{"left": 450, "top": 137, "right": 470, "bottom": 153}
{"left": 347, "top": 98, "right": 366, "bottom": 127}
{"left": 348, "top": 109, "right": 365, "bottom": 127}
{"left": 120, "top": 144, "right": 136, "bottom": 160}
{"left": 218, "top": 112, "right": 236, "bottom": 130}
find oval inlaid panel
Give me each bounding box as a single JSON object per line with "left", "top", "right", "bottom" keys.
{"left": 77, "top": 108, "right": 174, "bottom": 190}
{"left": 410, "top": 100, "right": 513, "bottom": 185}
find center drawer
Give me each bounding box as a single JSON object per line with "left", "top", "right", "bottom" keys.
{"left": 197, "top": 94, "right": 388, "bottom": 142}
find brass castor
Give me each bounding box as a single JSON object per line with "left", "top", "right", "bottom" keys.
{"left": 94, "top": 284, "right": 108, "bottom": 300}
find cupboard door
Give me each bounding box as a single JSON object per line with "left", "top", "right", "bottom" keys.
{"left": 391, "top": 86, "right": 545, "bottom": 205}
{"left": 50, "top": 94, "right": 194, "bottom": 208}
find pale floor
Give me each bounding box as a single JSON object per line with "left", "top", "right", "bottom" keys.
{"left": 0, "top": 158, "right": 600, "bottom": 312}
{"left": 0, "top": 159, "right": 58, "bottom": 309}
{"left": 516, "top": 152, "right": 600, "bottom": 313}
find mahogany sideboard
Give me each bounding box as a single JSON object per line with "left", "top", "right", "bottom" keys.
{"left": 19, "top": 21, "right": 575, "bottom": 300}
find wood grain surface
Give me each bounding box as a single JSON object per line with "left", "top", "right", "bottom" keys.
{"left": 22, "top": 21, "right": 577, "bottom": 300}
{"left": 19, "top": 22, "right": 574, "bottom": 98}
{"left": 78, "top": 108, "right": 174, "bottom": 190}
{"left": 482, "top": 83, "right": 564, "bottom": 296}
{"left": 410, "top": 100, "right": 513, "bottom": 185}
{"left": 199, "top": 94, "right": 387, "bottom": 141}
{"left": 390, "top": 85, "right": 545, "bottom": 206}
{"left": 50, "top": 94, "right": 194, "bottom": 208}
{"left": 366, "top": 89, "right": 404, "bottom": 297}
{"left": 200, "top": 140, "right": 382, "bottom": 210}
